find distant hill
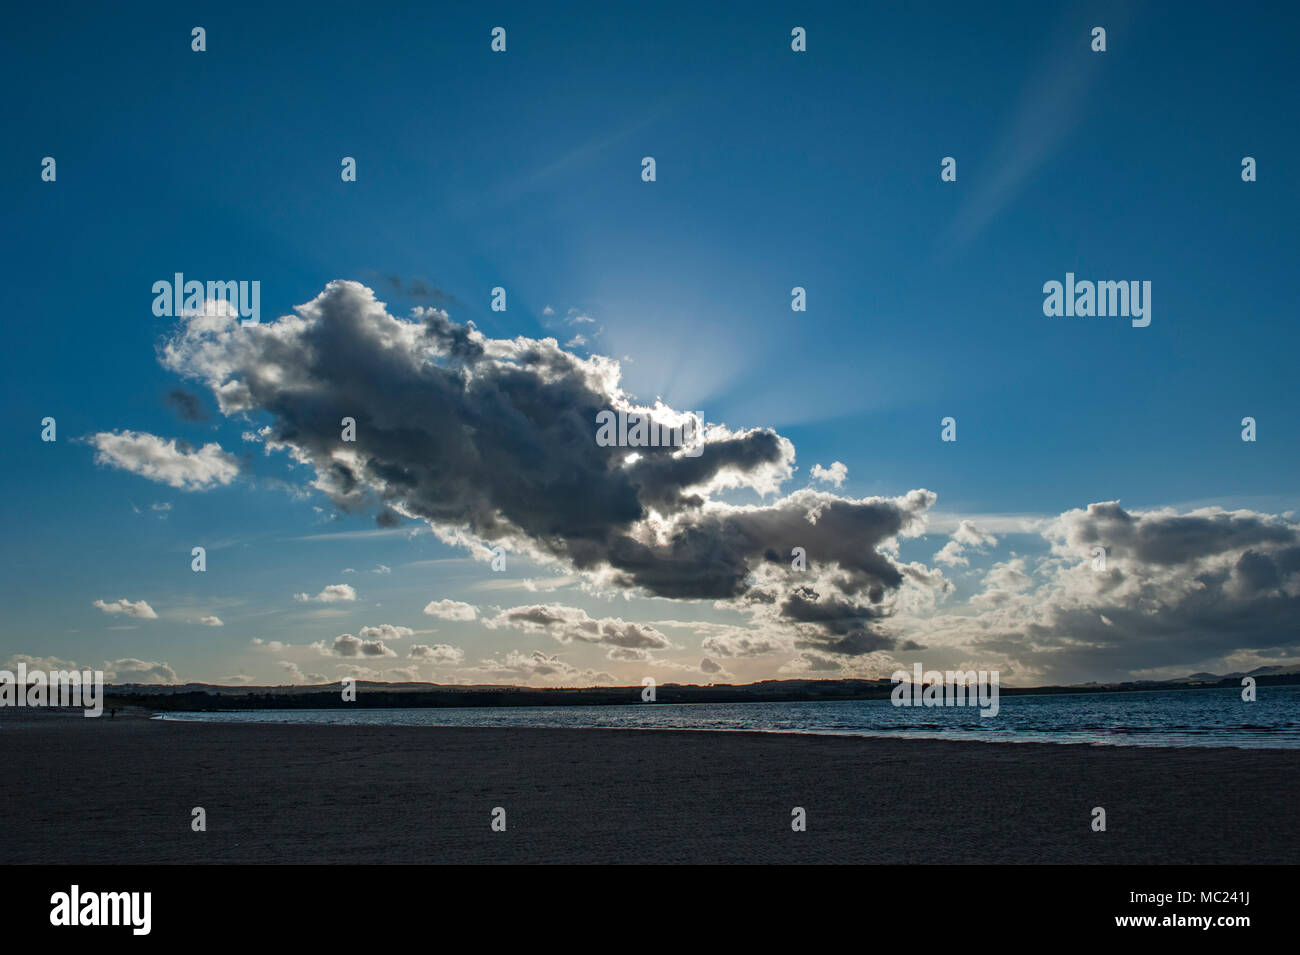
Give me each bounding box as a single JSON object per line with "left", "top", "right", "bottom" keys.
{"left": 1176, "top": 664, "right": 1300, "bottom": 683}
{"left": 99, "top": 668, "right": 1300, "bottom": 712}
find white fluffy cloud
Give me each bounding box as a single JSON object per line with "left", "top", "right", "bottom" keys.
{"left": 89, "top": 430, "right": 238, "bottom": 490}
{"left": 106, "top": 658, "right": 178, "bottom": 683}
{"left": 934, "top": 519, "right": 999, "bottom": 567}
{"left": 279, "top": 660, "right": 306, "bottom": 683}
{"left": 93, "top": 598, "right": 157, "bottom": 619}
{"left": 422, "top": 599, "right": 477, "bottom": 621}
{"left": 294, "top": 584, "right": 357, "bottom": 603}
{"left": 810, "top": 461, "right": 848, "bottom": 487}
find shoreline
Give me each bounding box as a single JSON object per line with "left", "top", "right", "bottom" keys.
{"left": 150, "top": 713, "right": 1300, "bottom": 753}
{"left": 8, "top": 705, "right": 1297, "bottom": 751}
{"left": 142, "top": 701, "right": 1300, "bottom": 753}
{"left": 3, "top": 717, "right": 1297, "bottom": 863}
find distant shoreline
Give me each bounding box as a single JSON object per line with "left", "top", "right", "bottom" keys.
{"left": 148, "top": 709, "right": 1300, "bottom": 752}
{"left": 101, "top": 672, "right": 1300, "bottom": 713}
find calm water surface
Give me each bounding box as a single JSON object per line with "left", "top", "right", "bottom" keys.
{"left": 157, "top": 685, "right": 1300, "bottom": 749}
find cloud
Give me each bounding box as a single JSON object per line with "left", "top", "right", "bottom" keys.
{"left": 5, "top": 654, "right": 178, "bottom": 684}
{"left": 359, "top": 624, "right": 413, "bottom": 642}
{"left": 88, "top": 429, "right": 238, "bottom": 490}
{"left": 409, "top": 643, "right": 464, "bottom": 664}
{"left": 969, "top": 558, "right": 1033, "bottom": 607}
{"left": 4, "top": 654, "right": 85, "bottom": 672}
{"left": 335, "top": 664, "right": 383, "bottom": 679}
{"left": 279, "top": 660, "right": 306, "bottom": 683}
{"left": 953, "top": 521, "right": 999, "bottom": 549}
{"left": 164, "top": 388, "right": 208, "bottom": 422}
{"left": 910, "top": 502, "right": 1300, "bottom": 682}
{"left": 106, "top": 658, "right": 178, "bottom": 683}
{"left": 487, "top": 603, "right": 672, "bottom": 651}
{"left": 294, "top": 584, "right": 357, "bottom": 603}
{"left": 465, "top": 649, "right": 615, "bottom": 685}
{"left": 378, "top": 275, "right": 459, "bottom": 308}
{"left": 157, "top": 281, "right": 946, "bottom": 665}
{"left": 699, "top": 657, "right": 735, "bottom": 679}
{"left": 947, "top": 14, "right": 1116, "bottom": 245}
{"left": 934, "top": 519, "right": 999, "bottom": 567}
{"left": 423, "top": 599, "right": 478, "bottom": 621}
{"left": 699, "top": 629, "right": 788, "bottom": 658}
{"left": 93, "top": 598, "right": 157, "bottom": 619}
{"left": 315, "top": 633, "right": 397, "bottom": 658}
{"left": 810, "top": 461, "right": 847, "bottom": 488}
{"left": 199, "top": 615, "right": 224, "bottom": 627}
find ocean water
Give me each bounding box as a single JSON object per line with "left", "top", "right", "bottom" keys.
{"left": 157, "top": 685, "right": 1300, "bottom": 748}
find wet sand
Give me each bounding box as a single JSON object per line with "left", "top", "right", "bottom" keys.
{"left": 1, "top": 712, "right": 1296, "bottom": 864}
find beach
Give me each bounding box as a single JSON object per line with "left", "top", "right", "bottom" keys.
{"left": 2, "top": 712, "right": 1297, "bottom": 864}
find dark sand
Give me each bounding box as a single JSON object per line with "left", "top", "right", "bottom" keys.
{"left": 1, "top": 712, "right": 1296, "bottom": 864}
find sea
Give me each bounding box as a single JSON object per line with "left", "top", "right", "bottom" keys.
{"left": 156, "top": 684, "right": 1300, "bottom": 749}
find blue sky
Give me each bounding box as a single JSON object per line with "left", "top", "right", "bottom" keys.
{"left": 3, "top": 1, "right": 1298, "bottom": 687}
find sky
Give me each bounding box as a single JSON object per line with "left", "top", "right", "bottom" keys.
{"left": 2, "top": 1, "right": 1298, "bottom": 688}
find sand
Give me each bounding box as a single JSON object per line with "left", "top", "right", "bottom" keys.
{"left": 1, "top": 712, "right": 1296, "bottom": 864}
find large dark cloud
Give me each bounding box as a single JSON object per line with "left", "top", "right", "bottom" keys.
{"left": 1035, "top": 502, "right": 1300, "bottom": 676}
{"left": 161, "top": 281, "right": 934, "bottom": 660}
{"left": 1055, "top": 501, "right": 1298, "bottom": 568}
{"left": 911, "top": 501, "right": 1300, "bottom": 682}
